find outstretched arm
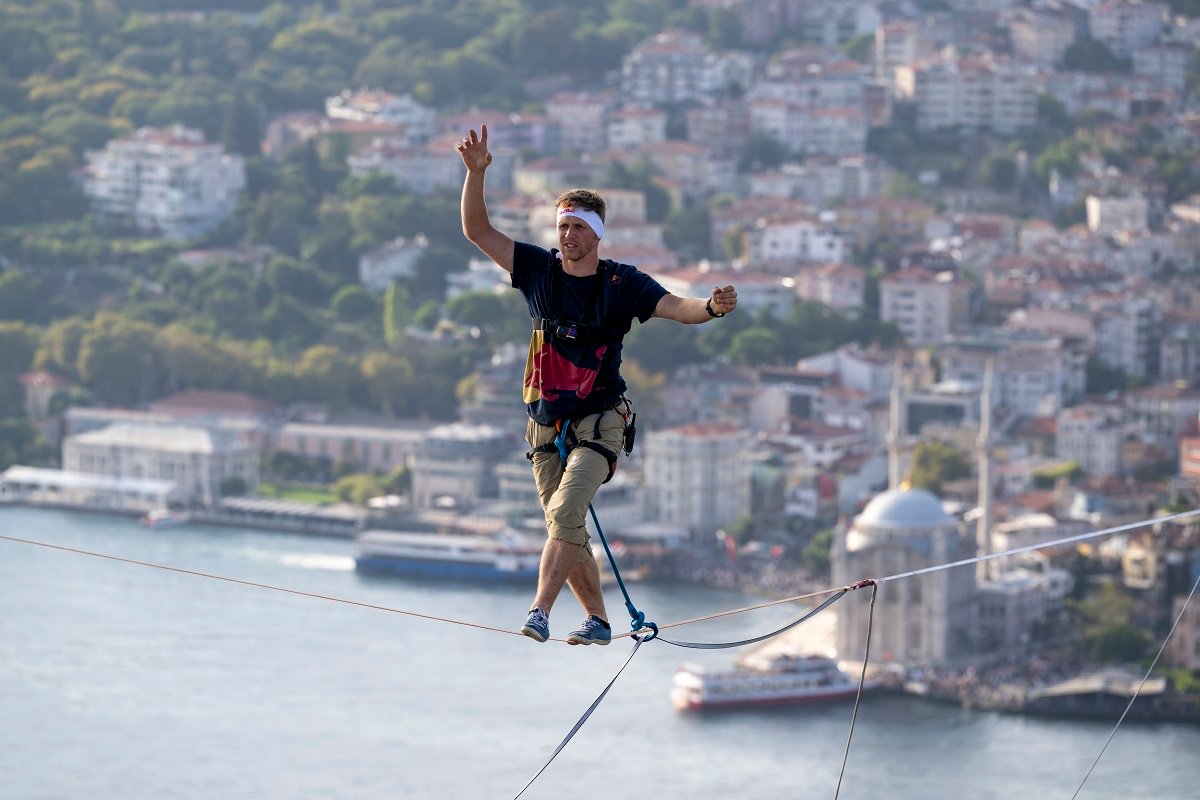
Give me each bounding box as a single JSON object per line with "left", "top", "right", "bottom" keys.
{"left": 457, "top": 124, "right": 514, "bottom": 273}
{"left": 652, "top": 285, "right": 738, "bottom": 324}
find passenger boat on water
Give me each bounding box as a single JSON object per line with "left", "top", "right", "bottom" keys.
{"left": 671, "top": 649, "right": 877, "bottom": 711}
{"left": 354, "top": 527, "right": 542, "bottom": 582}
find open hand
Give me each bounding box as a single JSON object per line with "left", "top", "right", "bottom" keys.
{"left": 456, "top": 124, "right": 492, "bottom": 172}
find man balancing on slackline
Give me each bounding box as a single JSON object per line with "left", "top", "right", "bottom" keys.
{"left": 457, "top": 123, "right": 737, "bottom": 645}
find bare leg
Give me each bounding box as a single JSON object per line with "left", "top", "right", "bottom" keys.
{"left": 530, "top": 538, "right": 582, "bottom": 614}
{"left": 565, "top": 554, "right": 608, "bottom": 622}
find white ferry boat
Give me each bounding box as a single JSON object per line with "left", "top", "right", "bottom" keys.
{"left": 671, "top": 650, "right": 876, "bottom": 711}
{"left": 354, "top": 528, "right": 542, "bottom": 583}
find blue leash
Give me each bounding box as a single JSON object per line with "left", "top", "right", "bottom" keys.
{"left": 553, "top": 425, "right": 657, "bottom": 642}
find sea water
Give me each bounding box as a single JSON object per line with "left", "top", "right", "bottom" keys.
{"left": 1, "top": 506, "right": 1197, "bottom": 800}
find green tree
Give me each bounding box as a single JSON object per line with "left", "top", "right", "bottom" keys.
{"left": 76, "top": 314, "right": 162, "bottom": 407}
{"left": 1060, "top": 38, "right": 1131, "bottom": 73}
{"left": 333, "top": 472, "right": 387, "bottom": 505}
{"left": 739, "top": 131, "right": 787, "bottom": 170}
{"left": 382, "top": 281, "right": 409, "bottom": 346}
{"left": 729, "top": 327, "right": 782, "bottom": 366}
{"left": 802, "top": 528, "right": 833, "bottom": 575}
{"left": 0, "top": 322, "right": 37, "bottom": 416}
{"left": 908, "top": 440, "right": 971, "bottom": 495}
{"left": 412, "top": 300, "right": 441, "bottom": 330}
{"left": 221, "top": 83, "right": 262, "bottom": 157}
{"left": 331, "top": 284, "right": 378, "bottom": 322}
{"left": 295, "top": 344, "right": 357, "bottom": 410}
{"left": 1092, "top": 624, "right": 1150, "bottom": 663}
{"left": 662, "top": 205, "right": 711, "bottom": 260}
{"left": 360, "top": 350, "right": 414, "bottom": 416}
{"left": 982, "top": 154, "right": 1018, "bottom": 193}
{"left": 35, "top": 317, "right": 90, "bottom": 380}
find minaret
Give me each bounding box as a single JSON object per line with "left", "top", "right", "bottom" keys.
{"left": 976, "top": 359, "right": 994, "bottom": 582}
{"left": 887, "top": 354, "right": 904, "bottom": 490}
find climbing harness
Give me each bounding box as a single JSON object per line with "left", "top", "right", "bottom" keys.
{"left": 528, "top": 400, "right": 654, "bottom": 638}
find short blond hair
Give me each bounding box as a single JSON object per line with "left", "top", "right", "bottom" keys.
{"left": 555, "top": 188, "right": 606, "bottom": 222}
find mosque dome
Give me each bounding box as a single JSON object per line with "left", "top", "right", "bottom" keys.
{"left": 855, "top": 487, "right": 952, "bottom": 531}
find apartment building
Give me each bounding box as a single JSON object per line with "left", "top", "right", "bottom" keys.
{"left": 324, "top": 89, "right": 436, "bottom": 140}
{"left": 879, "top": 267, "right": 973, "bottom": 346}
{"left": 742, "top": 216, "right": 845, "bottom": 265}
{"left": 653, "top": 264, "right": 796, "bottom": 319}
{"left": 895, "top": 55, "right": 1037, "bottom": 135}
{"left": 1008, "top": 8, "right": 1078, "bottom": 67}
{"left": 795, "top": 261, "right": 866, "bottom": 314}
{"left": 408, "top": 423, "right": 514, "bottom": 510}
{"left": 83, "top": 125, "right": 245, "bottom": 240}
{"left": 1091, "top": 294, "right": 1161, "bottom": 381}
{"left": 346, "top": 137, "right": 461, "bottom": 194}
{"left": 620, "top": 31, "right": 722, "bottom": 106}
{"left": 1124, "top": 384, "right": 1200, "bottom": 445}
{"left": 544, "top": 91, "right": 612, "bottom": 153}
{"left": 1056, "top": 404, "right": 1125, "bottom": 477}
{"left": 874, "top": 20, "right": 934, "bottom": 82}
{"left": 1089, "top": 0, "right": 1168, "bottom": 56}
{"left": 937, "top": 332, "right": 1088, "bottom": 416}
{"left": 642, "top": 423, "right": 751, "bottom": 537}
{"left": 605, "top": 108, "right": 668, "bottom": 151}
{"left": 1086, "top": 194, "right": 1150, "bottom": 236}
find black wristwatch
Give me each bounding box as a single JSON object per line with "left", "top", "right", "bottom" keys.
{"left": 705, "top": 298, "right": 725, "bottom": 318}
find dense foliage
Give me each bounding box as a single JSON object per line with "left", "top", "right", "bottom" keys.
{"left": 4, "top": 0, "right": 1193, "bottom": 466}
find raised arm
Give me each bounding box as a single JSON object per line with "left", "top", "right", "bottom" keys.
{"left": 652, "top": 285, "right": 738, "bottom": 324}
{"left": 457, "top": 124, "right": 514, "bottom": 273}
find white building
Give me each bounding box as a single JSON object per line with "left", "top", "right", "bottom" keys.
{"left": 796, "top": 262, "right": 866, "bottom": 314}
{"left": 874, "top": 20, "right": 934, "bottom": 82}
{"left": 1091, "top": 294, "right": 1161, "bottom": 380}
{"left": 358, "top": 235, "right": 429, "bottom": 292}
{"left": 83, "top": 126, "right": 245, "bottom": 240}
{"left": 879, "top": 268, "right": 973, "bottom": 347}
{"left": 347, "top": 137, "right": 461, "bottom": 194}
{"left": 833, "top": 488, "right": 977, "bottom": 666}
{"left": 1132, "top": 43, "right": 1193, "bottom": 91}
{"left": 894, "top": 56, "right": 1037, "bottom": 135}
{"left": 62, "top": 423, "right": 258, "bottom": 507}
{"left": 653, "top": 264, "right": 796, "bottom": 320}
{"left": 1089, "top": 0, "right": 1168, "bottom": 56}
{"left": 802, "top": 107, "right": 868, "bottom": 158}
{"left": 324, "top": 89, "right": 436, "bottom": 140}
{"left": 1009, "top": 8, "right": 1078, "bottom": 67}
{"left": 409, "top": 423, "right": 514, "bottom": 510}
{"left": 1085, "top": 194, "right": 1150, "bottom": 236}
{"left": 742, "top": 217, "right": 845, "bottom": 265}
{"left": 605, "top": 108, "right": 668, "bottom": 150}
{"left": 275, "top": 420, "right": 424, "bottom": 474}
{"left": 545, "top": 91, "right": 612, "bottom": 153}
{"left": 620, "top": 31, "right": 722, "bottom": 106}
{"left": 937, "top": 333, "right": 1088, "bottom": 416}
{"left": 642, "top": 423, "right": 751, "bottom": 537}
{"left": 975, "top": 565, "right": 1069, "bottom": 655}
{"left": 1056, "top": 404, "right": 1124, "bottom": 477}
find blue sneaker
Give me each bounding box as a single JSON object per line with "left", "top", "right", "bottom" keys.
{"left": 520, "top": 608, "right": 549, "bottom": 642}
{"left": 566, "top": 615, "right": 611, "bottom": 646}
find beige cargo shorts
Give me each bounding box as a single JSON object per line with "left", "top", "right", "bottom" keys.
{"left": 526, "top": 409, "right": 624, "bottom": 560}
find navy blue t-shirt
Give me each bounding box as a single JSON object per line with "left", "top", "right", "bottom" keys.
{"left": 511, "top": 241, "right": 668, "bottom": 425}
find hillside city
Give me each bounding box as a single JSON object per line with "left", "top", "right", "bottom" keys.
{"left": 1, "top": 1, "right": 1199, "bottom": 716}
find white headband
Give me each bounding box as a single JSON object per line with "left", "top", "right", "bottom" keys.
{"left": 556, "top": 206, "right": 604, "bottom": 240}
